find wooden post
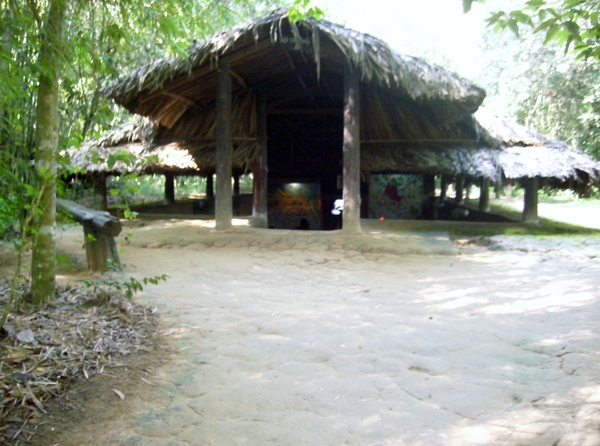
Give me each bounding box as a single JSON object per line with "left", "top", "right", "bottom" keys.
{"left": 440, "top": 175, "right": 448, "bottom": 200}
{"left": 215, "top": 57, "right": 232, "bottom": 230}
{"left": 523, "top": 176, "right": 539, "bottom": 223}
{"left": 252, "top": 90, "right": 269, "bottom": 228}
{"left": 56, "top": 199, "right": 121, "bottom": 272}
{"left": 342, "top": 63, "right": 361, "bottom": 234}
{"left": 422, "top": 174, "right": 436, "bottom": 220}
{"left": 494, "top": 180, "right": 502, "bottom": 199}
{"left": 455, "top": 175, "right": 464, "bottom": 204}
{"left": 233, "top": 174, "right": 240, "bottom": 196}
{"left": 206, "top": 173, "right": 214, "bottom": 199}
{"left": 479, "top": 177, "right": 490, "bottom": 212}
{"left": 164, "top": 173, "right": 175, "bottom": 204}
{"left": 92, "top": 172, "right": 108, "bottom": 211}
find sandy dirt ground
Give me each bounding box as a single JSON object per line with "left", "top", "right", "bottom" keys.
{"left": 42, "top": 218, "right": 600, "bottom": 446}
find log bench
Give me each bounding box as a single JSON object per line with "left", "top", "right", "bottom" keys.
{"left": 57, "top": 199, "right": 122, "bottom": 272}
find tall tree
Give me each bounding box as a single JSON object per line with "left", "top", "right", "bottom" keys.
{"left": 1, "top": 0, "right": 322, "bottom": 302}
{"left": 463, "top": 0, "right": 600, "bottom": 161}
{"left": 30, "top": 0, "right": 66, "bottom": 304}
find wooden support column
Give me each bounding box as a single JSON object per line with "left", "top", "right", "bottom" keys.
{"left": 206, "top": 173, "right": 214, "bottom": 199}
{"left": 342, "top": 63, "right": 361, "bottom": 233}
{"left": 252, "top": 90, "right": 269, "bottom": 228}
{"left": 494, "top": 180, "right": 502, "bottom": 199}
{"left": 92, "top": 172, "right": 108, "bottom": 211}
{"left": 422, "top": 174, "right": 436, "bottom": 220}
{"left": 455, "top": 175, "right": 465, "bottom": 204}
{"left": 440, "top": 175, "right": 449, "bottom": 200}
{"left": 523, "top": 176, "right": 539, "bottom": 224}
{"left": 164, "top": 173, "right": 175, "bottom": 205}
{"left": 233, "top": 174, "right": 240, "bottom": 196}
{"left": 479, "top": 177, "right": 490, "bottom": 212}
{"left": 215, "top": 57, "right": 233, "bottom": 230}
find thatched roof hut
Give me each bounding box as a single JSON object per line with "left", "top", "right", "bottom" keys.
{"left": 98, "top": 10, "right": 488, "bottom": 184}
{"left": 76, "top": 9, "right": 598, "bottom": 226}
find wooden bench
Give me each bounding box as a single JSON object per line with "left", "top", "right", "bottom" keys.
{"left": 56, "top": 199, "right": 122, "bottom": 272}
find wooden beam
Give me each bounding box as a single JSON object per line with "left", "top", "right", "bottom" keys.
{"left": 161, "top": 91, "right": 197, "bottom": 107}
{"left": 156, "top": 136, "right": 257, "bottom": 144}
{"left": 523, "top": 176, "right": 539, "bottom": 224}
{"left": 215, "top": 57, "right": 233, "bottom": 231}
{"left": 231, "top": 70, "right": 247, "bottom": 89}
{"left": 268, "top": 108, "right": 340, "bottom": 115}
{"left": 56, "top": 199, "right": 121, "bottom": 272}
{"left": 283, "top": 49, "right": 296, "bottom": 71}
{"left": 361, "top": 139, "right": 479, "bottom": 144}
{"left": 252, "top": 90, "right": 269, "bottom": 228}
{"left": 342, "top": 63, "right": 361, "bottom": 234}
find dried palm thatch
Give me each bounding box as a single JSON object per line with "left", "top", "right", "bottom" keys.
{"left": 476, "top": 111, "right": 600, "bottom": 182}
{"left": 102, "top": 9, "right": 485, "bottom": 129}
{"left": 66, "top": 117, "right": 201, "bottom": 175}
{"left": 0, "top": 280, "right": 158, "bottom": 444}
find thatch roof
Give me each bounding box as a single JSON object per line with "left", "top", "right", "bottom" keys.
{"left": 102, "top": 9, "right": 485, "bottom": 134}
{"left": 83, "top": 9, "right": 496, "bottom": 180}
{"left": 476, "top": 111, "right": 600, "bottom": 182}
{"left": 76, "top": 9, "right": 597, "bottom": 189}
{"left": 66, "top": 117, "right": 200, "bottom": 175}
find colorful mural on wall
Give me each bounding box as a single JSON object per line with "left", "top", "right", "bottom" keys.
{"left": 268, "top": 182, "right": 322, "bottom": 229}
{"left": 369, "top": 174, "right": 423, "bottom": 220}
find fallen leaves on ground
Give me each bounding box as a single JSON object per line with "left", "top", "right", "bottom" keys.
{"left": 0, "top": 281, "right": 158, "bottom": 445}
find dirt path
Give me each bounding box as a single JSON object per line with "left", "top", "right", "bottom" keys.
{"left": 42, "top": 221, "right": 600, "bottom": 446}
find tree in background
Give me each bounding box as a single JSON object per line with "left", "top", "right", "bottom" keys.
{"left": 0, "top": 0, "right": 322, "bottom": 303}
{"left": 464, "top": 0, "right": 600, "bottom": 161}
{"left": 464, "top": 0, "right": 600, "bottom": 62}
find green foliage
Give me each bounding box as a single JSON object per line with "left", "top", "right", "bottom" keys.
{"left": 466, "top": 0, "right": 600, "bottom": 62}
{"left": 80, "top": 274, "right": 168, "bottom": 300}
{"left": 465, "top": 2, "right": 600, "bottom": 162}
{"left": 289, "top": 0, "right": 324, "bottom": 22}
{"left": 515, "top": 55, "right": 600, "bottom": 159}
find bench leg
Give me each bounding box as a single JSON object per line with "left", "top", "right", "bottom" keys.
{"left": 83, "top": 226, "right": 122, "bottom": 272}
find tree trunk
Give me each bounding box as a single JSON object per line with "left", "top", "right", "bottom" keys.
{"left": 31, "top": 0, "right": 66, "bottom": 304}
{"left": 215, "top": 57, "right": 232, "bottom": 231}
{"left": 342, "top": 63, "right": 361, "bottom": 234}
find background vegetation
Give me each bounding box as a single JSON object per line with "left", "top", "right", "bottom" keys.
{"left": 1, "top": 0, "right": 599, "bottom": 299}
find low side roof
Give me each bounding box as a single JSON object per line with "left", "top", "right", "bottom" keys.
{"left": 476, "top": 111, "right": 600, "bottom": 181}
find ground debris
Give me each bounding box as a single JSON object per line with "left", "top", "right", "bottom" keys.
{"left": 0, "top": 280, "right": 157, "bottom": 445}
